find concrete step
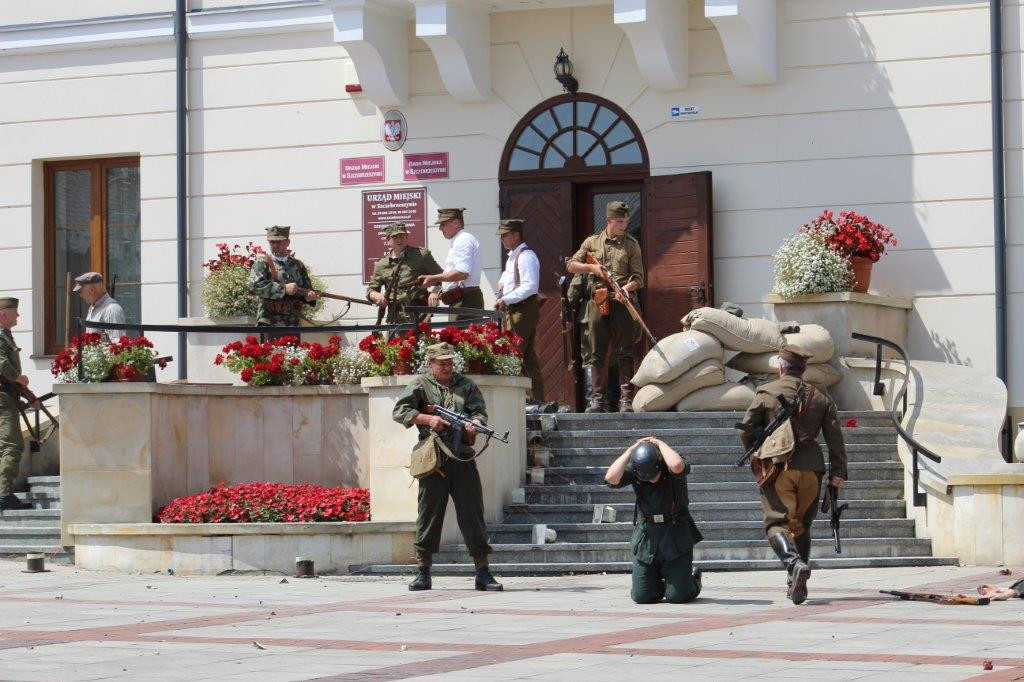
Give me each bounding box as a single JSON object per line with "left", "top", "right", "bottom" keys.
{"left": 486, "top": 518, "right": 917, "bottom": 544}
{"left": 503, "top": 499, "right": 909, "bottom": 524}
{"left": 431, "top": 537, "right": 935, "bottom": 564}
{"left": 527, "top": 411, "right": 892, "bottom": 431}
{"left": 544, "top": 443, "right": 899, "bottom": 467}
{"left": 530, "top": 428, "right": 895, "bottom": 449}
{"left": 0, "top": 527, "right": 61, "bottom": 544}
{"left": 0, "top": 508, "right": 61, "bottom": 527}
{"left": 14, "top": 491, "right": 60, "bottom": 510}
{"left": 537, "top": 461, "right": 904, "bottom": 486}
{"left": 357, "top": 555, "right": 959, "bottom": 576}
{"left": 524, "top": 480, "right": 902, "bottom": 505}
{"left": 26, "top": 476, "right": 60, "bottom": 494}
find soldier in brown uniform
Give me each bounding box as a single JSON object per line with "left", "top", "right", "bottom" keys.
{"left": 736, "top": 345, "right": 848, "bottom": 604}
{"left": 566, "top": 201, "right": 644, "bottom": 413}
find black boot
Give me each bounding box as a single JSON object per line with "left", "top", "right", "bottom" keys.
{"left": 691, "top": 567, "right": 703, "bottom": 600}
{"left": 618, "top": 357, "right": 635, "bottom": 413}
{"left": 408, "top": 564, "right": 431, "bottom": 591}
{"left": 585, "top": 365, "right": 607, "bottom": 413}
{"left": 795, "top": 532, "right": 812, "bottom": 579}
{"left": 769, "top": 531, "right": 810, "bottom": 605}
{"left": 0, "top": 494, "right": 31, "bottom": 511}
{"left": 474, "top": 564, "right": 503, "bottom": 591}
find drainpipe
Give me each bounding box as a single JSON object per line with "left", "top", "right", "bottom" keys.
{"left": 991, "top": 0, "right": 1010, "bottom": 460}
{"left": 175, "top": 0, "right": 189, "bottom": 379}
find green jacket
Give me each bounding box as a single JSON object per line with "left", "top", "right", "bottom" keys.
{"left": 608, "top": 464, "right": 703, "bottom": 564}
{"left": 393, "top": 373, "right": 487, "bottom": 458}
{"left": 247, "top": 255, "right": 314, "bottom": 326}
{"left": 0, "top": 329, "right": 21, "bottom": 410}
{"left": 1012, "top": 578, "right": 1024, "bottom": 598}
{"left": 366, "top": 247, "right": 443, "bottom": 307}
{"left": 737, "top": 375, "right": 848, "bottom": 479}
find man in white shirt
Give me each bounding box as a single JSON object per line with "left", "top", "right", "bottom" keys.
{"left": 74, "top": 272, "right": 126, "bottom": 341}
{"left": 419, "top": 208, "right": 483, "bottom": 320}
{"left": 495, "top": 219, "right": 544, "bottom": 400}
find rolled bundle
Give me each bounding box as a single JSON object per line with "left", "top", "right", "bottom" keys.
{"left": 632, "top": 359, "right": 726, "bottom": 412}
{"left": 674, "top": 382, "right": 756, "bottom": 411}
{"left": 632, "top": 330, "right": 723, "bottom": 387}
{"left": 681, "top": 307, "right": 785, "bottom": 354}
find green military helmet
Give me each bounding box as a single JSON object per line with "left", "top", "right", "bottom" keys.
{"left": 606, "top": 201, "right": 630, "bottom": 219}
{"left": 383, "top": 223, "right": 410, "bottom": 238}
{"left": 425, "top": 342, "right": 458, "bottom": 360}
{"left": 266, "top": 225, "right": 291, "bottom": 241}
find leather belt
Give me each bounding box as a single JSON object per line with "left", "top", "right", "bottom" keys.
{"left": 264, "top": 299, "right": 299, "bottom": 314}
{"left": 641, "top": 511, "right": 687, "bottom": 524}
{"left": 507, "top": 294, "right": 538, "bottom": 309}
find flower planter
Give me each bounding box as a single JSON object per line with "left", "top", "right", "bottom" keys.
{"left": 466, "top": 358, "right": 485, "bottom": 374}
{"left": 394, "top": 359, "right": 413, "bottom": 375}
{"left": 849, "top": 256, "right": 874, "bottom": 293}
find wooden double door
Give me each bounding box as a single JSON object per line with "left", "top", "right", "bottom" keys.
{"left": 500, "top": 171, "right": 713, "bottom": 410}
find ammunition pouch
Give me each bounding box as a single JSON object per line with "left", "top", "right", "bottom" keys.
{"left": 264, "top": 298, "right": 300, "bottom": 315}
{"left": 409, "top": 432, "right": 454, "bottom": 479}
{"left": 439, "top": 286, "right": 463, "bottom": 305}
{"left": 593, "top": 287, "right": 610, "bottom": 317}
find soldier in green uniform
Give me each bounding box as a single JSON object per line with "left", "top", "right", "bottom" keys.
{"left": 247, "top": 225, "right": 318, "bottom": 328}
{"left": 366, "top": 223, "right": 443, "bottom": 323}
{"left": 419, "top": 208, "right": 485, "bottom": 320}
{"left": 567, "top": 201, "right": 645, "bottom": 413}
{"left": 605, "top": 437, "right": 703, "bottom": 604}
{"left": 736, "top": 345, "right": 848, "bottom": 605}
{"left": 0, "top": 298, "right": 32, "bottom": 511}
{"left": 393, "top": 342, "right": 502, "bottom": 592}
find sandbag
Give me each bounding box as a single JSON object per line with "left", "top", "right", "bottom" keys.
{"left": 783, "top": 324, "right": 834, "bottom": 363}
{"left": 632, "top": 330, "right": 723, "bottom": 387}
{"left": 681, "top": 307, "right": 785, "bottom": 354}
{"left": 674, "top": 382, "right": 756, "bottom": 411}
{"left": 632, "top": 359, "right": 726, "bottom": 412}
{"left": 742, "top": 363, "right": 843, "bottom": 389}
{"left": 727, "top": 352, "right": 779, "bottom": 374}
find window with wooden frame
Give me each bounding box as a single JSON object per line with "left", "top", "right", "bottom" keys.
{"left": 43, "top": 157, "right": 141, "bottom": 354}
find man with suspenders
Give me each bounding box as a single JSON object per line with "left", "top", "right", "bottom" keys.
{"left": 495, "top": 218, "right": 544, "bottom": 402}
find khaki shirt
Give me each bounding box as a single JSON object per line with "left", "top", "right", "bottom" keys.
{"left": 393, "top": 373, "right": 487, "bottom": 457}
{"left": 366, "top": 247, "right": 443, "bottom": 306}
{"left": 571, "top": 230, "right": 644, "bottom": 293}
{"left": 737, "top": 375, "right": 848, "bottom": 479}
{"left": 0, "top": 329, "right": 21, "bottom": 409}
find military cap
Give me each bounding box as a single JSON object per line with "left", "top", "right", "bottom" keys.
{"left": 266, "top": 225, "right": 291, "bottom": 241}
{"left": 778, "top": 344, "right": 811, "bottom": 366}
{"left": 383, "top": 223, "right": 410, "bottom": 238}
{"left": 72, "top": 271, "right": 103, "bottom": 292}
{"left": 496, "top": 219, "right": 524, "bottom": 235}
{"left": 606, "top": 201, "right": 630, "bottom": 219}
{"left": 425, "top": 342, "right": 458, "bottom": 360}
{"left": 434, "top": 208, "right": 465, "bottom": 225}
{"left": 719, "top": 301, "right": 744, "bottom": 318}
{"left": 0, "top": 297, "right": 18, "bottom": 311}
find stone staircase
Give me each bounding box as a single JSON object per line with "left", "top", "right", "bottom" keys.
{"left": 0, "top": 476, "right": 70, "bottom": 562}
{"left": 361, "top": 411, "right": 958, "bottom": 576}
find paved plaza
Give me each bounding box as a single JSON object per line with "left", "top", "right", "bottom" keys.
{"left": 0, "top": 560, "right": 1020, "bottom": 681}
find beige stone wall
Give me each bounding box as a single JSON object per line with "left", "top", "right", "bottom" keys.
{"left": 0, "top": 1, "right": 1019, "bottom": 413}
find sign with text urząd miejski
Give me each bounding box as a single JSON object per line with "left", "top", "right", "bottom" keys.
{"left": 362, "top": 187, "right": 427, "bottom": 282}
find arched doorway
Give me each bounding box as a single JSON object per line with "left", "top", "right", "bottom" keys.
{"left": 499, "top": 93, "right": 714, "bottom": 410}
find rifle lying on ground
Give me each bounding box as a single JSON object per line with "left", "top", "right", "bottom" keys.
{"left": 821, "top": 479, "right": 849, "bottom": 554}
{"left": 734, "top": 390, "right": 801, "bottom": 467}
{"left": 0, "top": 376, "right": 58, "bottom": 451}
{"left": 425, "top": 404, "right": 509, "bottom": 461}
{"left": 880, "top": 590, "right": 990, "bottom": 606}
{"left": 584, "top": 253, "right": 657, "bottom": 346}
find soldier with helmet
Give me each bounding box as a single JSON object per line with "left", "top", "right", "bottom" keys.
{"left": 605, "top": 436, "right": 703, "bottom": 604}
{"left": 366, "top": 222, "right": 443, "bottom": 323}
{"left": 247, "top": 225, "right": 318, "bottom": 328}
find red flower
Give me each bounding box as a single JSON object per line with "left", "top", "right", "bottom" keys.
{"left": 290, "top": 357, "right": 300, "bottom": 366}
{"left": 845, "top": 418, "right": 858, "bottom": 428}
{"left": 240, "top": 367, "right": 253, "bottom": 383}
{"left": 214, "top": 354, "right": 224, "bottom": 365}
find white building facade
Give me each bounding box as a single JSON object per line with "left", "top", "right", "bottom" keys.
{"left": 0, "top": 1, "right": 1021, "bottom": 436}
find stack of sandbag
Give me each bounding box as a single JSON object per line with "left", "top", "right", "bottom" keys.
{"left": 681, "top": 307, "right": 785, "bottom": 354}
{"left": 726, "top": 323, "right": 843, "bottom": 389}
{"left": 631, "top": 330, "right": 727, "bottom": 412}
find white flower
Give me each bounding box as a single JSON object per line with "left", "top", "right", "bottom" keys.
{"left": 772, "top": 232, "right": 852, "bottom": 297}
{"left": 490, "top": 354, "right": 523, "bottom": 376}
{"left": 333, "top": 347, "right": 375, "bottom": 385}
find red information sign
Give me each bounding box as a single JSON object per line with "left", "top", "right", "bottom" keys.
{"left": 403, "top": 152, "right": 449, "bottom": 181}
{"left": 362, "top": 187, "right": 427, "bottom": 282}
{"left": 340, "top": 156, "right": 385, "bottom": 185}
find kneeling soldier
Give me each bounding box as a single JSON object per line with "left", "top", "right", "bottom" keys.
{"left": 605, "top": 437, "right": 703, "bottom": 604}
{"left": 393, "top": 342, "right": 502, "bottom": 592}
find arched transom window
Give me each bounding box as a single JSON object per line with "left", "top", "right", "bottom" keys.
{"left": 506, "top": 98, "right": 645, "bottom": 172}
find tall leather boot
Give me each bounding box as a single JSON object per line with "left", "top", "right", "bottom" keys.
{"left": 768, "top": 531, "right": 810, "bottom": 605}
{"left": 691, "top": 566, "right": 703, "bottom": 600}
{"left": 582, "top": 365, "right": 594, "bottom": 411}
{"left": 795, "top": 532, "right": 812, "bottom": 579}
{"left": 473, "top": 555, "right": 503, "bottom": 591}
{"left": 585, "top": 364, "right": 608, "bottom": 413}
{"left": 408, "top": 554, "right": 432, "bottom": 591}
{"left": 618, "top": 357, "right": 636, "bottom": 413}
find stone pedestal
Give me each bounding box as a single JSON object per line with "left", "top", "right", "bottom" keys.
{"left": 362, "top": 374, "right": 530, "bottom": 546}
{"left": 180, "top": 315, "right": 256, "bottom": 384}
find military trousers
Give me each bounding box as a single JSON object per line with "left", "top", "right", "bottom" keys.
{"left": 414, "top": 459, "right": 492, "bottom": 559}
{"left": 506, "top": 297, "right": 543, "bottom": 400}
{"left": 448, "top": 288, "right": 486, "bottom": 322}
{"left": 581, "top": 299, "right": 636, "bottom": 367}
{"left": 0, "top": 399, "right": 23, "bottom": 497}
{"left": 631, "top": 548, "right": 699, "bottom": 604}
{"left": 760, "top": 468, "right": 823, "bottom": 540}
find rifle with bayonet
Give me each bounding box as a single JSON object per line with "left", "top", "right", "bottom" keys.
{"left": 734, "top": 386, "right": 806, "bottom": 468}
{"left": 821, "top": 478, "right": 848, "bottom": 554}
{"left": 424, "top": 404, "right": 509, "bottom": 461}
{"left": 583, "top": 253, "right": 657, "bottom": 346}
{"left": 0, "top": 376, "right": 58, "bottom": 451}
{"left": 880, "top": 590, "right": 990, "bottom": 606}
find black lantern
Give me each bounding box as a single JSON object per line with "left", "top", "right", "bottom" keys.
{"left": 554, "top": 47, "right": 579, "bottom": 94}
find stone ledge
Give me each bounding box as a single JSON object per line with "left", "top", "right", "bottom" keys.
{"left": 362, "top": 374, "right": 532, "bottom": 389}
{"left": 54, "top": 382, "right": 368, "bottom": 396}
{"left": 765, "top": 292, "right": 913, "bottom": 309}
{"left": 69, "top": 521, "right": 417, "bottom": 537}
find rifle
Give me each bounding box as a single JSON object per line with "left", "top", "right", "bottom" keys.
{"left": 880, "top": 590, "right": 990, "bottom": 606}
{"left": 557, "top": 272, "right": 578, "bottom": 387}
{"left": 584, "top": 253, "right": 657, "bottom": 346}
{"left": 425, "top": 404, "right": 509, "bottom": 461}
{"left": 0, "top": 377, "right": 58, "bottom": 451}
{"left": 292, "top": 287, "right": 376, "bottom": 308}
{"left": 821, "top": 481, "right": 849, "bottom": 554}
{"left": 734, "top": 391, "right": 800, "bottom": 467}
{"left": 376, "top": 250, "right": 407, "bottom": 326}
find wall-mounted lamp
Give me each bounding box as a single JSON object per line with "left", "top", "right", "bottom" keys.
{"left": 554, "top": 48, "right": 579, "bottom": 94}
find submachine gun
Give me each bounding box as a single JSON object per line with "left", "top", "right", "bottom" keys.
{"left": 821, "top": 477, "right": 849, "bottom": 554}
{"left": 0, "top": 377, "right": 58, "bottom": 452}
{"left": 425, "top": 404, "right": 509, "bottom": 461}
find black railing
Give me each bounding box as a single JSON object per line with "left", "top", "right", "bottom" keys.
{"left": 852, "top": 332, "right": 941, "bottom": 508}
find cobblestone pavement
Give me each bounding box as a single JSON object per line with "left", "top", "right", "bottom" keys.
{"left": 0, "top": 560, "right": 1020, "bottom": 681}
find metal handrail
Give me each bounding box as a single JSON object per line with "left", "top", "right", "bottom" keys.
{"left": 851, "top": 332, "right": 940, "bottom": 508}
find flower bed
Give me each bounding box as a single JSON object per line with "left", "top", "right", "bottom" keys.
{"left": 51, "top": 333, "right": 168, "bottom": 383}
{"left": 216, "top": 335, "right": 373, "bottom": 386}
{"left": 358, "top": 321, "right": 523, "bottom": 376}
{"left": 155, "top": 482, "right": 370, "bottom": 523}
